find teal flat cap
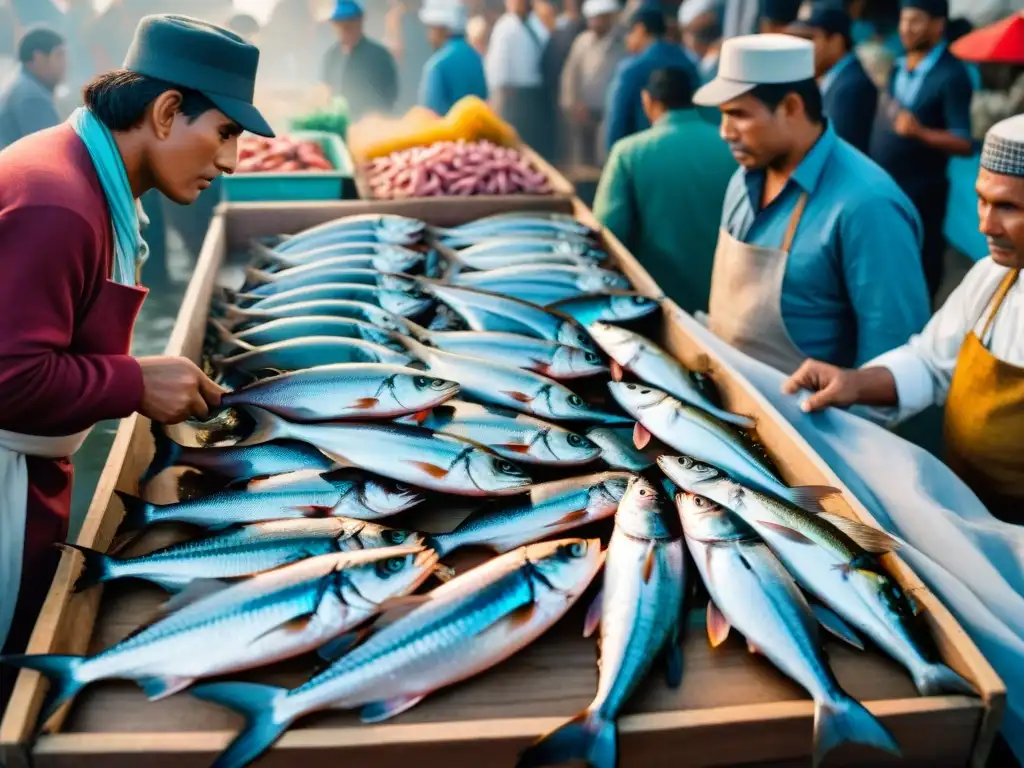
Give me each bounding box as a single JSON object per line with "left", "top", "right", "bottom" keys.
{"left": 331, "top": 0, "right": 364, "bottom": 22}
{"left": 123, "top": 14, "right": 274, "bottom": 137}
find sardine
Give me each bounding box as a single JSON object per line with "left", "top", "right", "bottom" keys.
{"left": 675, "top": 492, "right": 900, "bottom": 766}
{"left": 437, "top": 213, "right": 597, "bottom": 248}
{"left": 519, "top": 477, "right": 685, "bottom": 768}
{"left": 248, "top": 243, "right": 424, "bottom": 274}
{"left": 118, "top": 467, "right": 423, "bottom": 531}
{"left": 275, "top": 214, "right": 425, "bottom": 253}
{"left": 229, "top": 283, "right": 432, "bottom": 318}
{"left": 585, "top": 425, "right": 657, "bottom": 470}
{"left": 192, "top": 538, "right": 604, "bottom": 768}
{"left": 221, "top": 364, "right": 459, "bottom": 422}
{"left": 450, "top": 238, "right": 607, "bottom": 271}
{"left": 238, "top": 267, "right": 385, "bottom": 301}
{"left": 431, "top": 472, "right": 632, "bottom": 555}
{"left": 397, "top": 400, "right": 601, "bottom": 465}
{"left": 453, "top": 265, "right": 631, "bottom": 305}
{"left": 235, "top": 413, "right": 533, "bottom": 496}
{"left": 590, "top": 322, "right": 755, "bottom": 429}
{"left": 221, "top": 300, "right": 411, "bottom": 333}
{"left": 1, "top": 545, "right": 440, "bottom": 731}
{"left": 549, "top": 293, "right": 660, "bottom": 324}
{"left": 65, "top": 517, "right": 424, "bottom": 592}
{"left": 209, "top": 316, "right": 403, "bottom": 353}
{"left": 659, "top": 456, "right": 975, "bottom": 698}
{"left": 212, "top": 337, "right": 413, "bottom": 382}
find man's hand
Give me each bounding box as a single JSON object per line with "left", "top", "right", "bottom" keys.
{"left": 894, "top": 110, "right": 923, "bottom": 139}
{"left": 782, "top": 360, "right": 865, "bottom": 413}
{"left": 137, "top": 356, "right": 225, "bottom": 425}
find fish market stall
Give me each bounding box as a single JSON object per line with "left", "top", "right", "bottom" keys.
{"left": 0, "top": 198, "right": 1003, "bottom": 768}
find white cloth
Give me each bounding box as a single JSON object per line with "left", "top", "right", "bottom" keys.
{"left": 583, "top": 0, "right": 621, "bottom": 18}
{"left": 722, "top": 0, "right": 759, "bottom": 39}
{"left": 484, "top": 12, "right": 549, "bottom": 89}
{"left": 0, "top": 428, "right": 91, "bottom": 650}
{"left": 679, "top": 0, "right": 722, "bottom": 26}
{"left": 420, "top": 0, "right": 468, "bottom": 32}
{"left": 868, "top": 258, "right": 1022, "bottom": 424}
{"left": 669, "top": 306, "right": 1024, "bottom": 761}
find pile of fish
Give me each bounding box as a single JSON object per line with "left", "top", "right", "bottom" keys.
{"left": 0, "top": 212, "right": 975, "bottom": 768}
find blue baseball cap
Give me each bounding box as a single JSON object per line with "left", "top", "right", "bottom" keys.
{"left": 787, "top": 2, "right": 851, "bottom": 39}
{"left": 331, "top": 0, "right": 364, "bottom": 22}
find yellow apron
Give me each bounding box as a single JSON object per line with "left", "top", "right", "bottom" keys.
{"left": 944, "top": 268, "right": 1024, "bottom": 523}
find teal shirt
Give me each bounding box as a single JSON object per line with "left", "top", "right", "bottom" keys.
{"left": 418, "top": 37, "right": 488, "bottom": 116}
{"left": 594, "top": 109, "right": 735, "bottom": 315}
{"left": 722, "top": 122, "right": 930, "bottom": 367}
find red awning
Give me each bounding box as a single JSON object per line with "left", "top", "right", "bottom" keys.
{"left": 951, "top": 11, "right": 1024, "bottom": 65}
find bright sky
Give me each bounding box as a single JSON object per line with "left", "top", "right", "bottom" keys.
{"left": 88, "top": 0, "right": 283, "bottom": 25}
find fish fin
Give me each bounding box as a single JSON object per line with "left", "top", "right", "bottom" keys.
{"left": 234, "top": 406, "right": 289, "bottom": 447}
{"left": 548, "top": 509, "right": 589, "bottom": 528}
{"left": 360, "top": 694, "right": 426, "bottom": 724}
{"left": 642, "top": 543, "right": 656, "bottom": 583}
{"left": 497, "top": 442, "right": 532, "bottom": 454}
{"left": 409, "top": 408, "right": 433, "bottom": 424}
{"left": 350, "top": 397, "right": 380, "bottom": 410}
{"left": 911, "top": 663, "right": 976, "bottom": 697}
{"left": 783, "top": 485, "right": 844, "bottom": 515}
{"left": 141, "top": 422, "right": 184, "bottom": 487}
{"left": 138, "top": 675, "right": 194, "bottom": 701}
{"left": 818, "top": 512, "right": 902, "bottom": 555}
{"left": 632, "top": 422, "right": 652, "bottom": 450}
{"left": 0, "top": 654, "right": 85, "bottom": 732}
{"left": 371, "top": 595, "right": 434, "bottom": 632}
{"left": 810, "top": 604, "right": 865, "bottom": 651}
{"left": 190, "top": 682, "right": 291, "bottom": 768}
{"left": 507, "top": 602, "right": 538, "bottom": 630}
{"left": 408, "top": 460, "right": 450, "bottom": 479}
{"left": 707, "top": 600, "right": 731, "bottom": 648}
{"left": 157, "top": 579, "right": 232, "bottom": 617}
{"left": 713, "top": 408, "right": 758, "bottom": 430}
{"left": 664, "top": 622, "right": 683, "bottom": 688}
{"left": 516, "top": 711, "right": 616, "bottom": 768}
{"left": 502, "top": 390, "right": 535, "bottom": 404}
{"left": 610, "top": 360, "right": 624, "bottom": 382}
{"left": 759, "top": 520, "right": 815, "bottom": 545}
{"left": 316, "top": 628, "right": 371, "bottom": 663}
{"left": 528, "top": 358, "right": 552, "bottom": 375}
{"left": 583, "top": 589, "right": 603, "bottom": 638}
{"left": 814, "top": 697, "right": 901, "bottom": 768}
{"left": 114, "top": 490, "right": 154, "bottom": 534}
{"left": 432, "top": 563, "right": 456, "bottom": 582}
{"left": 58, "top": 543, "right": 117, "bottom": 591}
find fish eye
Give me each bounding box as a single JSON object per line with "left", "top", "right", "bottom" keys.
{"left": 567, "top": 434, "right": 583, "bottom": 446}
{"left": 394, "top": 483, "right": 411, "bottom": 492}
{"left": 497, "top": 460, "right": 525, "bottom": 476}
{"left": 385, "top": 530, "right": 409, "bottom": 544}
{"left": 577, "top": 333, "right": 589, "bottom": 344}
{"left": 414, "top": 376, "right": 430, "bottom": 387}
{"left": 640, "top": 389, "right": 651, "bottom": 395}
{"left": 584, "top": 353, "right": 601, "bottom": 364}
{"left": 626, "top": 384, "right": 637, "bottom": 390}
{"left": 568, "top": 542, "right": 586, "bottom": 558}
{"left": 632, "top": 295, "right": 648, "bottom": 304}
{"left": 694, "top": 497, "right": 705, "bottom": 508}
{"left": 568, "top": 394, "right": 584, "bottom": 407}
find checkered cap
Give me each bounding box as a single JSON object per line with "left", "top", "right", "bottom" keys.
{"left": 982, "top": 114, "right": 1024, "bottom": 178}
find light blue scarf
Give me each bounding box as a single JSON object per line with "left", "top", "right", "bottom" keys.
{"left": 69, "top": 107, "right": 149, "bottom": 286}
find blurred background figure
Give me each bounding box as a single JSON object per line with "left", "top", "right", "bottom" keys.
{"left": 0, "top": 6, "right": 19, "bottom": 93}
{"left": 466, "top": 12, "right": 492, "bottom": 52}
{"left": 679, "top": 0, "right": 723, "bottom": 81}
{"left": 788, "top": 1, "right": 877, "bottom": 153}
{"left": 604, "top": 5, "right": 697, "bottom": 153}
{"left": 560, "top": 0, "right": 624, "bottom": 166}
{"left": 758, "top": 0, "right": 802, "bottom": 32}
{"left": 226, "top": 12, "right": 261, "bottom": 42}
{"left": 262, "top": 0, "right": 335, "bottom": 84}
{"left": 847, "top": 0, "right": 903, "bottom": 88}
{"left": 388, "top": 0, "right": 433, "bottom": 113}
{"left": 322, "top": 0, "right": 399, "bottom": 119}
{"left": 950, "top": 9, "right": 1024, "bottom": 139}
{"left": 595, "top": 66, "right": 735, "bottom": 315}
{"left": 486, "top": 0, "right": 552, "bottom": 156}
{"left": 419, "top": 0, "right": 488, "bottom": 114}
{"left": 542, "top": 0, "right": 586, "bottom": 164}
{"left": 533, "top": 0, "right": 560, "bottom": 30}
{"left": 0, "top": 25, "right": 65, "bottom": 150}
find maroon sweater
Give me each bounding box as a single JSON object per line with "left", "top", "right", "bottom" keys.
{"left": 0, "top": 125, "right": 147, "bottom": 671}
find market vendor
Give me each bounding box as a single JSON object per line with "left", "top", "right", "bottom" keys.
{"left": 693, "top": 34, "right": 931, "bottom": 376}
{"left": 0, "top": 14, "right": 272, "bottom": 710}
{"left": 418, "top": 0, "right": 488, "bottom": 116}
{"left": 785, "top": 113, "right": 1024, "bottom": 524}
{"left": 321, "top": 0, "right": 399, "bottom": 121}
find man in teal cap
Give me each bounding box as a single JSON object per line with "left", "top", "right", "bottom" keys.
{"left": 0, "top": 14, "right": 272, "bottom": 713}
{"left": 321, "top": 0, "right": 399, "bottom": 120}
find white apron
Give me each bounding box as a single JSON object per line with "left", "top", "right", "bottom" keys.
{"left": 708, "top": 192, "right": 810, "bottom": 376}
{"left": 0, "top": 428, "right": 91, "bottom": 650}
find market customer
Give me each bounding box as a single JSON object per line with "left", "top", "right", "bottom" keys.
{"left": 321, "top": 0, "right": 399, "bottom": 121}
{"left": 693, "top": 34, "right": 931, "bottom": 376}
{"left": 869, "top": 0, "right": 975, "bottom": 299}
{"left": 0, "top": 25, "right": 66, "bottom": 150}
{"left": 787, "top": 2, "right": 878, "bottom": 154}
{"left": 0, "top": 14, "right": 272, "bottom": 712}
{"left": 785, "top": 114, "right": 1024, "bottom": 523}
{"left": 594, "top": 66, "right": 734, "bottom": 315}
{"left": 419, "top": 0, "right": 488, "bottom": 116}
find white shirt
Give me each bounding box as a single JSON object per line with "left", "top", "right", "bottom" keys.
{"left": 868, "top": 258, "right": 1023, "bottom": 423}
{"left": 485, "top": 12, "right": 549, "bottom": 89}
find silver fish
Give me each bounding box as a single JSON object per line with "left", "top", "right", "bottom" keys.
{"left": 221, "top": 364, "right": 459, "bottom": 422}
{"left": 519, "top": 477, "right": 685, "bottom": 768}
{"left": 2, "top": 545, "right": 440, "bottom": 731}
{"left": 192, "top": 538, "right": 604, "bottom": 768}
{"left": 209, "top": 316, "right": 402, "bottom": 352}
{"left": 65, "top": 517, "right": 424, "bottom": 592}
{"left": 585, "top": 425, "right": 657, "bottom": 471}
{"left": 236, "top": 412, "right": 533, "bottom": 496}
{"left": 453, "top": 265, "right": 631, "bottom": 305}
{"left": 248, "top": 243, "right": 424, "bottom": 273}
{"left": 590, "top": 322, "right": 755, "bottom": 429}
{"left": 450, "top": 238, "right": 607, "bottom": 271}
{"left": 397, "top": 400, "right": 601, "bottom": 465}
{"left": 221, "top": 300, "right": 411, "bottom": 333}
{"left": 676, "top": 492, "right": 900, "bottom": 767}
{"left": 118, "top": 468, "right": 423, "bottom": 531}
{"left": 213, "top": 337, "right": 413, "bottom": 379}
{"left": 660, "top": 456, "right": 975, "bottom": 698}
{"left": 431, "top": 472, "right": 632, "bottom": 556}
{"left": 239, "top": 267, "right": 385, "bottom": 300}
{"left": 276, "top": 214, "right": 425, "bottom": 253}
{"left": 438, "top": 213, "right": 596, "bottom": 248}
{"left": 549, "top": 293, "right": 660, "bottom": 325}
{"left": 231, "top": 283, "right": 432, "bottom": 318}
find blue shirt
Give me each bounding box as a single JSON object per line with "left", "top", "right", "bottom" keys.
{"left": 418, "top": 36, "right": 488, "bottom": 116}
{"left": 721, "top": 122, "right": 930, "bottom": 367}
{"left": 893, "top": 42, "right": 948, "bottom": 108}
{"left": 820, "top": 52, "right": 877, "bottom": 155}
{"left": 604, "top": 40, "right": 699, "bottom": 152}
{"left": 0, "top": 67, "right": 60, "bottom": 150}
{"left": 820, "top": 52, "right": 857, "bottom": 96}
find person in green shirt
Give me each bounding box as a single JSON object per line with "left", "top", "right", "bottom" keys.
{"left": 594, "top": 66, "right": 735, "bottom": 315}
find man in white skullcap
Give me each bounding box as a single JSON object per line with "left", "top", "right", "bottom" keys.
{"left": 785, "top": 113, "right": 1024, "bottom": 523}
{"left": 418, "top": 0, "right": 487, "bottom": 115}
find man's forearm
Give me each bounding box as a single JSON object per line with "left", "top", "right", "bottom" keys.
{"left": 916, "top": 127, "right": 974, "bottom": 157}
{"left": 852, "top": 367, "right": 900, "bottom": 406}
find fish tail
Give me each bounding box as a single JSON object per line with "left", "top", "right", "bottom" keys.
{"left": 248, "top": 239, "right": 286, "bottom": 267}
{"left": 141, "top": 422, "right": 184, "bottom": 486}
{"left": 0, "top": 654, "right": 86, "bottom": 731}
{"left": 423, "top": 533, "right": 453, "bottom": 559}
{"left": 402, "top": 317, "right": 434, "bottom": 344}
{"left": 814, "top": 697, "right": 901, "bottom": 768}
{"left": 912, "top": 663, "right": 976, "bottom": 697}
{"left": 59, "top": 543, "right": 118, "bottom": 591}
{"left": 517, "top": 711, "right": 616, "bottom": 768}
{"left": 243, "top": 265, "right": 274, "bottom": 286}
{"left": 114, "top": 489, "right": 156, "bottom": 533}
{"left": 191, "top": 682, "right": 291, "bottom": 768}
{"left": 235, "top": 406, "right": 289, "bottom": 447}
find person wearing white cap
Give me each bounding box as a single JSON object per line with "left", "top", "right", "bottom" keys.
{"left": 559, "top": 0, "right": 626, "bottom": 165}
{"left": 418, "top": 0, "right": 488, "bottom": 115}
{"left": 785, "top": 113, "right": 1024, "bottom": 523}
{"left": 693, "top": 34, "right": 930, "bottom": 378}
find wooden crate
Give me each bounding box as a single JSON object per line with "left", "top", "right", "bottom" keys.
{"left": 0, "top": 197, "right": 1003, "bottom": 768}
